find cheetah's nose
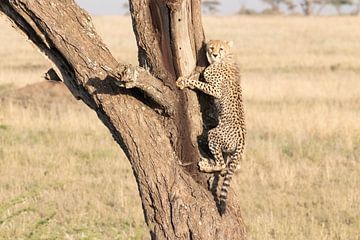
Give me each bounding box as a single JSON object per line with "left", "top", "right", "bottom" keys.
{"left": 212, "top": 54, "right": 218, "bottom": 57}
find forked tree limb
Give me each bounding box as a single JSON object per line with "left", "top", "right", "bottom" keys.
{"left": 0, "top": 0, "right": 247, "bottom": 239}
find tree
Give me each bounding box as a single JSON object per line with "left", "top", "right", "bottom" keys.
{"left": 202, "top": 0, "right": 221, "bottom": 15}
{"left": 299, "top": 0, "right": 327, "bottom": 15}
{"left": 0, "top": 0, "right": 247, "bottom": 239}
{"left": 285, "top": 1, "right": 297, "bottom": 13}
{"left": 327, "top": 0, "right": 353, "bottom": 14}
{"left": 355, "top": 0, "right": 360, "bottom": 15}
{"left": 262, "top": 0, "right": 295, "bottom": 14}
{"left": 121, "top": 2, "right": 130, "bottom": 15}
{"left": 238, "top": 4, "right": 259, "bottom": 15}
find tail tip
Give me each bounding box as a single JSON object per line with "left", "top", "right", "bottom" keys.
{"left": 218, "top": 199, "right": 227, "bottom": 216}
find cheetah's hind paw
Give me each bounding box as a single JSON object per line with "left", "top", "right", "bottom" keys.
{"left": 198, "top": 158, "right": 226, "bottom": 173}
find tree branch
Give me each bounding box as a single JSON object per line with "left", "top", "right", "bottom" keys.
{"left": 112, "top": 64, "right": 177, "bottom": 115}
{"left": 0, "top": 0, "right": 175, "bottom": 114}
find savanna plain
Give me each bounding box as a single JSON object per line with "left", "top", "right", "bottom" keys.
{"left": 0, "top": 15, "right": 360, "bottom": 240}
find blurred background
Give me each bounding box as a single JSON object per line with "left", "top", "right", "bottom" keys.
{"left": 76, "top": 0, "right": 360, "bottom": 16}
{"left": 0, "top": 1, "right": 359, "bottom": 239}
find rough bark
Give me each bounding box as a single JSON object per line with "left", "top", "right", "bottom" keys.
{"left": 0, "top": 0, "right": 247, "bottom": 239}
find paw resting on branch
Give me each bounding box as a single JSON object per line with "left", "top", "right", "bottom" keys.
{"left": 176, "top": 73, "right": 200, "bottom": 90}
{"left": 176, "top": 76, "right": 191, "bottom": 90}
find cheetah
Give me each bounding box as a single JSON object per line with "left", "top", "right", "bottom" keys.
{"left": 176, "top": 40, "right": 246, "bottom": 213}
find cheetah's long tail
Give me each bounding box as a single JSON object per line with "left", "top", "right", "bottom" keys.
{"left": 218, "top": 146, "right": 242, "bottom": 214}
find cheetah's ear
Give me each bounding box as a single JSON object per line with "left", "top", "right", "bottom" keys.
{"left": 226, "top": 40, "right": 234, "bottom": 48}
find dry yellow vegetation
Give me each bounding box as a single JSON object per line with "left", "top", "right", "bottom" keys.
{"left": 0, "top": 15, "right": 360, "bottom": 239}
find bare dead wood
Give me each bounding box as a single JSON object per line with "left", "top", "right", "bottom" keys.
{"left": 0, "top": 0, "right": 247, "bottom": 239}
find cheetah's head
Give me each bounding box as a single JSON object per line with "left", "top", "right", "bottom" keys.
{"left": 206, "top": 40, "right": 233, "bottom": 64}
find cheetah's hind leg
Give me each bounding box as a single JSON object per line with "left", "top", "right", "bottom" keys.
{"left": 198, "top": 157, "right": 226, "bottom": 173}
{"left": 199, "top": 131, "right": 226, "bottom": 173}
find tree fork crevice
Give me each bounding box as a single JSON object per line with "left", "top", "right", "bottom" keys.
{"left": 0, "top": 0, "right": 247, "bottom": 239}
{"left": 129, "top": 0, "right": 205, "bottom": 179}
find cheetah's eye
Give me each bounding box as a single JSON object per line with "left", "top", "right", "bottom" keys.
{"left": 219, "top": 47, "right": 224, "bottom": 51}
{"left": 209, "top": 47, "right": 214, "bottom": 51}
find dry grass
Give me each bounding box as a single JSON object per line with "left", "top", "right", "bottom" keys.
{"left": 1, "top": 15, "right": 360, "bottom": 239}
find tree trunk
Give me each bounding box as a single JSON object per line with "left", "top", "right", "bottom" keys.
{"left": 301, "top": 0, "right": 313, "bottom": 16}
{"left": 334, "top": 5, "right": 342, "bottom": 15}
{"left": 0, "top": 0, "right": 247, "bottom": 239}
{"left": 315, "top": 1, "right": 327, "bottom": 16}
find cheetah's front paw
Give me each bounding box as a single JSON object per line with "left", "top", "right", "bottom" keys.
{"left": 176, "top": 76, "right": 189, "bottom": 90}
{"left": 177, "top": 76, "right": 196, "bottom": 90}
{"left": 198, "top": 158, "right": 226, "bottom": 173}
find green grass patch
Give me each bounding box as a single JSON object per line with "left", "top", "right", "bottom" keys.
{"left": 0, "top": 124, "right": 8, "bottom": 130}
{"left": 0, "top": 83, "right": 14, "bottom": 93}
